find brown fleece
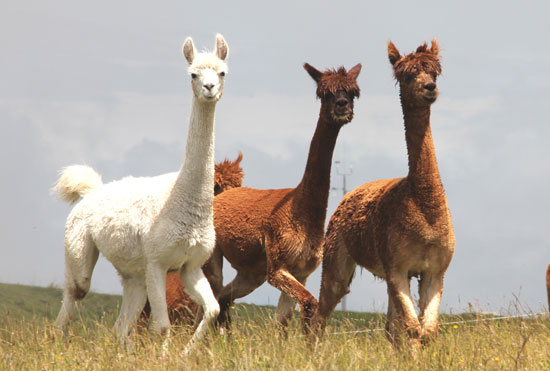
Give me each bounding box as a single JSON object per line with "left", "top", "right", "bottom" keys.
{"left": 314, "top": 40, "right": 455, "bottom": 350}
{"left": 207, "top": 63, "right": 362, "bottom": 334}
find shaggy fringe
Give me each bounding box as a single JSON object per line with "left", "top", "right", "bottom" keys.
{"left": 52, "top": 165, "right": 103, "bottom": 204}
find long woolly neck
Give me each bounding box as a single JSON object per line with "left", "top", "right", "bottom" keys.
{"left": 294, "top": 107, "right": 341, "bottom": 220}
{"left": 402, "top": 99, "right": 445, "bottom": 206}
{"left": 170, "top": 97, "right": 216, "bottom": 216}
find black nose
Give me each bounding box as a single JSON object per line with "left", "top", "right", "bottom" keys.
{"left": 336, "top": 99, "right": 348, "bottom": 107}
{"left": 204, "top": 84, "right": 214, "bottom": 91}
{"left": 424, "top": 83, "right": 436, "bottom": 91}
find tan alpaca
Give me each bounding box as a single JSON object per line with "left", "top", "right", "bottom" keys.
{"left": 314, "top": 40, "right": 455, "bottom": 348}
{"left": 207, "top": 63, "right": 362, "bottom": 333}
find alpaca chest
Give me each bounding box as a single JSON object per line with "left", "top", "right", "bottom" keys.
{"left": 150, "top": 222, "right": 216, "bottom": 270}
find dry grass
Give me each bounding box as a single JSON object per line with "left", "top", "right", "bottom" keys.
{"left": 2, "top": 306, "right": 550, "bottom": 370}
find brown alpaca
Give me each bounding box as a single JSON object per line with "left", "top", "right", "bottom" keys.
{"left": 139, "top": 153, "right": 244, "bottom": 326}
{"left": 313, "top": 40, "right": 455, "bottom": 349}
{"left": 546, "top": 265, "right": 550, "bottom": 311}
{"left": 207, "top": 63, "right": 362, "bottom": 332}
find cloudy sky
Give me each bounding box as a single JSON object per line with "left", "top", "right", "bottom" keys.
{"left": 2, "top": 1, "right": 549, "bottom": 315}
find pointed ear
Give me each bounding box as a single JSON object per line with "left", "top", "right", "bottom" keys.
{"left": 215, "top": 34, "right": 228, "bottom": 61}
{"left": 182, "top": 37, "right": 196, "bottom": 64}
{"left": 234, "top": 151, "right": 243, "bottom": 166}
{"left": 303, "top": 63, "right": 323, "bottom": 83}
{"left": 416, "top": 43, "right": 428, "bottom": 53}
{"left": 387, "top": 41, "right": 401, "bottom": 66}
{"left": 430, "top": 38, "right": 440, "bottom": 55}
{"left": 348, "top": 63, "right": 362, "bottom": 80}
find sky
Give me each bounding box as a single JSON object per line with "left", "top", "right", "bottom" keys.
{"left": 1, "top": 1, "right": 549, "bottom": 315}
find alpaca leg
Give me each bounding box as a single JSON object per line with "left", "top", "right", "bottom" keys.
{"left": 386, "top": 272, "right": 421, "bottom": 349}
{"left": 56, "top": 235, "right": 99, "bottom": 334}
{"left": 202, "top": 246, "right": 224, "bottom": 296}
{"left": 216, "top": 271, "right": 265, "bottom": 330}
{"left": 275, "top": 276, "right": 309, "bottom": 333}
{"left": 114, "top": 276, "right": 148, "bottom": 349}
{"left": 145, "top": 263, "right": 170, "bottom": 336}
{"left": 313, "top": 240, "right": 357, "bottom": 335}
{"left": 179, "top": 264, "right": 220, "bottom": 354}
{"left": 276, "top": 292, "right": 296, "bottom": 328}
{"left": 385, "top": 294, "right": 399, "bottom": 343}
{"left": 267, "top": 269, "right": 318, "bottom": 334}
{"left": 418, "top": 273, "right": 444, "bottom": 343}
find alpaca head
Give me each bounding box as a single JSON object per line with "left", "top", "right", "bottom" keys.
{"left": 214, "top": 152, "right": 244, "bottom": 195}
{"left": 183, "top": 34, "right": 229, "bottom": 102}
{"left": 388, "top": 39, "right": 441, "bottom": 107}
{"left": 303, "top": 63, "right": 362, "bottom": 126}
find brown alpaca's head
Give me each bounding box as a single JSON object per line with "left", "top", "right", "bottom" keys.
{"left": 303, "top": 63, "right": 362, "bottom": 125}
{"left": 214, "top": 152, "right": 244, "bottom": 195}
{"left": 388, "top": 39, "right": 441, "bottom": 107}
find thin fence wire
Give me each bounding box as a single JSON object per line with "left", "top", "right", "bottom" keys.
{"left": 324, "top": 311, "right": 548, "bottom": 337}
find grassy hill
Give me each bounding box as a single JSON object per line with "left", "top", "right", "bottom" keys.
{"left": 0, "top": 282, "right": 386, "bottom": 327}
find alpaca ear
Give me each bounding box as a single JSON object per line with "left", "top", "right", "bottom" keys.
{"left": 430, "top": 38, "right": 440, "bottom": 55}
{"left": 234, "top": 151, "right": 243, "bottom": 166}
{"left": 348, "top": 63, "right": 362, "bottom": 80}
{"left": 303, "top": 63, "right": 323, "bottom": 83}
{"left": 387, "top": 41, "right": 401, "bottom": 66}
{"left": 215, "top": 34, "right": 228, "bottom": 61}
{"left": 416, "top": 43, "right": 428, "bottom": 53}
{"left": 183, "top": 37, "right": 196, "bottom": 64}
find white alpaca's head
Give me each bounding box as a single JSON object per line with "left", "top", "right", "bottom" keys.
{"left": 183, "top": 34, "right": 229, "bottom": 102}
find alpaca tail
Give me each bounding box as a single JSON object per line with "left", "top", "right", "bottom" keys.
{"left": 52, "top": 165, "right": 103, "bottom": 204}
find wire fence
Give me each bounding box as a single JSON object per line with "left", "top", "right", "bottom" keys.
{"left": 324, "top": 311, "right": 548, "bottom": 337}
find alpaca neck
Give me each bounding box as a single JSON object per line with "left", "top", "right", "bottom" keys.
{"left": 169, "top": 98, "right": 216, "bottom": 217}
{"left": 294, "top": 111, "right": 341, "bottom": 220}
{"left": 402, "top": 102, "right": 445, "bottom": 207}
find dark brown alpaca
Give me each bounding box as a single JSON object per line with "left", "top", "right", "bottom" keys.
{"left": 207, "top": 63, "right": 362, "bottom": 332}
{"left": 313, "top": 40, "right": 455, "bottom": 349}
{"left": 139, "top": 153, "right": 244, "bottom": 327}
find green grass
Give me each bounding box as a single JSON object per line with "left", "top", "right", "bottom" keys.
{"left": 1, "top": 283, "right": 549, "bottom": 370}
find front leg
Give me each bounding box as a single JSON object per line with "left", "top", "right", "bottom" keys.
{"left": 268, "top": 268, "right": 318, "bottom": 334}
{"left": 418, "top": 273, "right": 444, "bottom": 343}
{"left": 145, "top": 263, "right": 170, "bottom": 338}
{"left": 179, "top": 264, "right": 220, "bottom": 355}
{"left": 385, "top": 271, "right": 421, "bottom": 350}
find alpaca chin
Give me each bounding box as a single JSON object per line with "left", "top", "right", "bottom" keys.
{"left": 332, "top": 113, "right": 352, "bottom": 123}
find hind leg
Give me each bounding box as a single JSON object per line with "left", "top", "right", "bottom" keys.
{"left": 114, "top": 275, "right": 148, "bottom": 350}
{"left": 202, "top": 246, "right": 224, "bottom": 296}
{"left": 313, "top": 239, "right": 357, "bottom": 335}
{"left": 56, "top": 233, "right": 99, "bottom": 334}
{"left": 216, "top": 271, "right": 266, "bottom": 330}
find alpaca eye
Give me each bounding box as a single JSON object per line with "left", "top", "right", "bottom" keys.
{"left": 191, "top": 73, "right": 198, "bottom": 79}
{"left": 219, "top": 71, "right": 226, "bottom": 77}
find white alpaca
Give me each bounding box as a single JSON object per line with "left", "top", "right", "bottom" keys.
{"left": 53, "top": 34, "right": 228, "bottom": 353}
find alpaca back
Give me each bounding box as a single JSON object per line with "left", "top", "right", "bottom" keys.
{"left": 65, "top": 172, "right": 178, "bottom": 273}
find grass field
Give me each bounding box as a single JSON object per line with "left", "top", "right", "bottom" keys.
{"left": 1, "top": 282, "right": 549, "bottom": 370}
